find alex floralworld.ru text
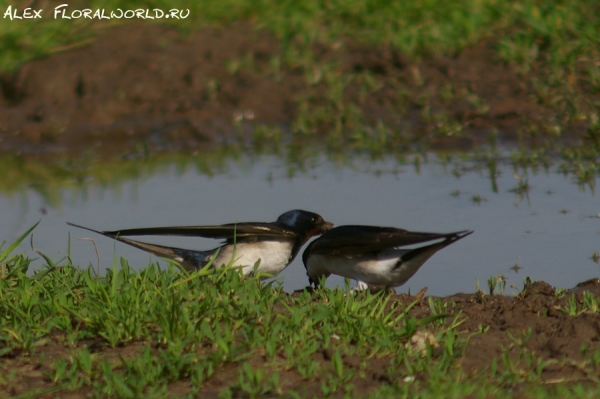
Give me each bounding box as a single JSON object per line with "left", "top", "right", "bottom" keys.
{"left": 3, "top": 4, "right": 190, "bottom": 20}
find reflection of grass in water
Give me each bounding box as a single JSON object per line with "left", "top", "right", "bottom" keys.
{"left": 1, "top": 129, "right": 598, "bottom": 209}
{"left": 0, "top": 145, "right": 240, "bottom": 206}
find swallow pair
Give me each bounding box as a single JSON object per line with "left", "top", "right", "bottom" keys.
{"left": 68, "top": 210, "right": 472, "bottom": 290}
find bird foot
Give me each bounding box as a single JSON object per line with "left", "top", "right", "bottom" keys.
{"left": 351, "top": 281, "right": 369, "bottom": 292}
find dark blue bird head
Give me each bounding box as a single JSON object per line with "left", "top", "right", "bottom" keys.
{"left": 276, "top": 210, "right": 333, "bottom": 239}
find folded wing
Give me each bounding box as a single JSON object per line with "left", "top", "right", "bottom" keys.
{"left": 308, "top": 225, "right": 470, "bottom": 255}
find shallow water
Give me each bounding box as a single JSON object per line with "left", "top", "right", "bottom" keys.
{"left": 1, "top": 154, "right": 598, "bottom": 296}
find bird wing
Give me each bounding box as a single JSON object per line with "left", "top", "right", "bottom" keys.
{"left": 67, "top": 222, "right": 297, "bottom": 242}
{"left": 307, "top": 225, "right": 468, "bottom": 255}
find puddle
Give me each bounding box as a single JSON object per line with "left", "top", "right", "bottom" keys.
{"left": 1, "top": 154, "right": 598, "bottom": 296}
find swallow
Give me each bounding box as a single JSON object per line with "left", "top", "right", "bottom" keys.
{"left": 68, "top": 210, "right": 333, "bottom": 277}
{"left": 303, "top": 225, "right": 473, "bottom": 290}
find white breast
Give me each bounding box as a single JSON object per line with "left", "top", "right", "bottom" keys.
{"left": 306, "top": 248, "right": 413, "bottom": 286}
{"left": 212, "top": 240, "right": 295, "bottom": 276}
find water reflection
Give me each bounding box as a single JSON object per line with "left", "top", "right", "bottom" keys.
{"left": 1, "top": 154, "right": 598, "bottom": 296}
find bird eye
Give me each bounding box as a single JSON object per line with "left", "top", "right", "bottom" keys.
{"left": 311, "top": 217, "right": 317, "bottom": 223}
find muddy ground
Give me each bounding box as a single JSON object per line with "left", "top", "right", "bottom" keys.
{"left": 0, "top": 23, "right": 595, "bottom": 159}
{"left": 1, "top": 23, "right": 600, "bottom": 397}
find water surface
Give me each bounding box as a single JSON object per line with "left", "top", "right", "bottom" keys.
{"left": 1, "top": 155, "right": 598, "bottom": 296}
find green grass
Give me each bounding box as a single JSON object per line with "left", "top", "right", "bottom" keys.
{"left": 2, "top": 226, "right": 600, "bottom": 397}
{"left": 561, "top": 291, "right": 600, "bottom": 316}
{"left": 0, "top": 226, "right": 450, "bottom": 397}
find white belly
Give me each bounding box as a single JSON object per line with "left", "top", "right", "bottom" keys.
{"left": 306, "top": 248, "right": 416, "bottom": 286}
{"left": 212, "top": 240, "right": 295, "bottom": 276}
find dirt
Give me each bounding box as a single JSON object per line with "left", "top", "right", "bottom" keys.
{"left": 0, "top": 23, "right": 298, "bottom": 158}
{"left": 2, "top": 279, "right": 600, "bottom": 397}
{"left": 0, "top": 23, "right": 595, "bottom": 159}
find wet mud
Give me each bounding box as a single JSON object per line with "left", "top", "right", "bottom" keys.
{"left": 0, "top": 23, "right": 594, "bottom": 159}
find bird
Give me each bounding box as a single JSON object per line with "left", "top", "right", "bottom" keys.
{"left": 67, "top": 210, "right": 333, "bottom": 277}
{"left": 302, "top": 225, "right": 473, "bottom": 290}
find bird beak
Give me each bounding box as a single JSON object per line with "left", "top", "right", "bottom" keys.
{"left": 320, "top": 221, "right": 334, "bottom": 232}
{"left": 306, "top": 221, "right": 334, "bottom": 239}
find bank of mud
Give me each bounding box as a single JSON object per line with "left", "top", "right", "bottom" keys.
{"left": 0, "top": 23, "right": 596, "bottom": 159}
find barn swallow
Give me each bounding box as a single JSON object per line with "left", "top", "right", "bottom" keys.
{"left": 68, "top": 210, "right": 333, "bottom": 277}
{"left": 303, "top": 225, "right": 473, "bottom": 290}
